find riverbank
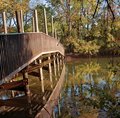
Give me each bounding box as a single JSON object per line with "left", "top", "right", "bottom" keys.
{"left": 65, "top": 53, "right": 120, "bottom": 62}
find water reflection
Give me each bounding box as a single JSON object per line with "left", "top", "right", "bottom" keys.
{"left": 0, "top": 90, "right": 25, "bottom": 100}
{"left": 55, "top": 58, "right": 120, "bottom": 118}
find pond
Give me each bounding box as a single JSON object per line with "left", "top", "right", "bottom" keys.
{"left": 54, "top": 57, "right": 120, "bottom": 118}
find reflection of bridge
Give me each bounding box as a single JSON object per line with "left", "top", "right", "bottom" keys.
{"left": 0, "top": 10, "right": 65, "bottom": 118}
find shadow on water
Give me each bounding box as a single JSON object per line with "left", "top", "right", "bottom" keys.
{"left": 53, "top": 58, "right": 120, "bottom": 118}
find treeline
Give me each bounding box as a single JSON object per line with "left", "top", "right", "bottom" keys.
{"left": 0, "top": 0, "right": 120, "bottom": 56}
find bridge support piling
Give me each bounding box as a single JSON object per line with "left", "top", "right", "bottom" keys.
{"left": 57, "top": 53, "right": 60, "bottom": 76}
{"left": 23, "top": 72, "right": 30, "bottom": 95}
{"left": 38, "top": 59, "right": 45, "bottom": 93}
{"left": 53, "top": 54, "right": 57, "bottom": 80}
{"left": 48, "top": 55, "right": 53, "bottom": 88}
{"left": 59, "top": 55, "right": 63, "bottom": 71}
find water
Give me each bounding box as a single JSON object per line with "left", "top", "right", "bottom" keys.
{"left": 0, "top": 67, "right": 62, "bottom": 118}
{"left": 54, "top": 58, "right": 120, "bottom": 118}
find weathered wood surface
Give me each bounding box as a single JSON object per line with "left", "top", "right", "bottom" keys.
{"left": 0, "top": 32, "right": 64, "bottom": 83}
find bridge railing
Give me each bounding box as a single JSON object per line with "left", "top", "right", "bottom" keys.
{"left": 0, "top": 32, "right": 64, "bottom": 83}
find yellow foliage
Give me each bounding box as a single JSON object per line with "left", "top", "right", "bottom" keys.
{"left": 0, "top": 0, "right": 29, "bottom": 13}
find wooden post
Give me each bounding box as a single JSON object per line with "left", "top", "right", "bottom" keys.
{"left": 59, "top": 55, "right": 62, "bottom": 70}
{"left": 15, "top": 11, "right": 22, "bottom": 33}
{"left": 53, "top": 54, "right": 57, "bottom": 80}
{"left": 57, "top": 53, "right": 60, "bottom": 75}
{"left": 44, "top": 8, "right": 48, "bottom": 35}
{"left": 38, "top": 59, "right": 44, "bottom": 93}
{"left": 48, "top": 55, "right": 53, "bottom": 88}
{"left": 51, "top": 16, "right": 54, "bottom": 37}
{"left": 54, "top": 28, "right": 57, "bottom": 39}
{"left": 32, "top": 17, "right": 35, "bottom": 32}
{"left": 62, "top": 55, "right": 64, "bottom": 65}
{"left": 23, "top": 72, "right": 30, "bottom": 95}
{"left": 20, "top": 10, "right": 24, "bottom": 33}
{"left": 34, "top": 10, "right": 39, "bottom": 32}
{"left": 2, "top": 12, "right": 7, "bottom": 34}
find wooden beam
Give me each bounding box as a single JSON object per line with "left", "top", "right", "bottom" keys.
{"left": 24, "top": 59, "right": 54, "bottom": 73}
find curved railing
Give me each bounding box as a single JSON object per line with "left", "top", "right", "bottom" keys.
{"left": 0, "top": 32, "right": 64, "bottom": 83}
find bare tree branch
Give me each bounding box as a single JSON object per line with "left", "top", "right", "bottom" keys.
{"left": 106, "top": 0, "right": 115, "bottom": 21}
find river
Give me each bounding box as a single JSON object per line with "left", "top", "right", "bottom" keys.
{"left": 53, "top": 57, "right": 120, "bottom": 118}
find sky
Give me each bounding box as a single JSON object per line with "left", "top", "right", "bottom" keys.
{"left": 29, "top": 0, "right": 47, "bottom": 8}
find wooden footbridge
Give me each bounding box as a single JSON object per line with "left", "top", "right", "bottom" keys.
{"left": 0, "top": 10, "right": 65, "bottom": 118}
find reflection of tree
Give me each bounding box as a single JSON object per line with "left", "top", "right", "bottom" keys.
{"left": 76, "top": 61, "right": 120, "bottom": 118}
{"left": 63, "top": 60, "right": 120, "bottom": 118}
